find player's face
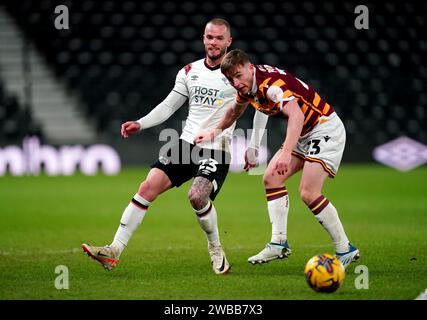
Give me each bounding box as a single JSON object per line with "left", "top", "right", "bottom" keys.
{"left": 203, "top": 23, "right": 232, "bottom": 62}
{"left": 226, "top": 64, "right": 254, "bottom": 95}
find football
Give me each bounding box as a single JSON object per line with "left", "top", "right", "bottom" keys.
{"left": 304, "top": 253, "right": 345, "bottom": 293}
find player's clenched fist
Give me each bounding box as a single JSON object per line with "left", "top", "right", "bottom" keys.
{"left": 121, "top": 121, "right": 141, "bottom": 138}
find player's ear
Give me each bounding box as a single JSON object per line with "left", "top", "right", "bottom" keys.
{"left": 228, "top": 36, "right": 232, "bottom": 47}
{"left": 249, "top": 64, "right": 255, "bottom": 77}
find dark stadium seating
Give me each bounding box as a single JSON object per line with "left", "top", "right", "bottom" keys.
{"left": 0, "top": 78, "right": 43, "bottom": 143}
{"left": 2, "top": 0, "right": 426, "bottom": 150}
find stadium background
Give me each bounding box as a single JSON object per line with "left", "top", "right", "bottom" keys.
{"left": 1, "top": 0, "right": 425, "bottom": 164}
{"left": 1, "top": 0, "right": 427, "bottom": 301}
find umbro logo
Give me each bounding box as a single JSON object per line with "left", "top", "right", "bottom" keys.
{"left": 191, "top": 75, "right": 199, "bottom": 81}
{"left": 324, "top": 136, "right": 330, "bottom": 142}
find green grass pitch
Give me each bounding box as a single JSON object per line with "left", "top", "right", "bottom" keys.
{"left": 1, "top": 165, "right": 426, "bottom": 300}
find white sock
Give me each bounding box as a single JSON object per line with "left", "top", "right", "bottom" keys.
{"left": 110, "top": 193, "right": 150, "bottom": 258}
{"left": 266, "top": 187, "right": 289, "bottom": 244}
{"left": 195, "top": 201, "right": 221, "bottom": 247}
{"left": 310, "top": 196, "right": 349, "bottom": 253}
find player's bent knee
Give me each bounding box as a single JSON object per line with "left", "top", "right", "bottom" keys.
{"left": 188, "top": 188, "right": 209, "bottom": 211}
{"left": 263, "top": 172, "right": 284, "bottom": 189}
{"left": 299, "top": 187, "right": 319, "bottom": 206}
{"left": 262, "top": 172, "right": 274, "bottom": 187}
{"left": 138, "top": 180, "right": 158, "bottom": 202}
{"left": 138, "top": 169, "right": 172, "bottom": 202}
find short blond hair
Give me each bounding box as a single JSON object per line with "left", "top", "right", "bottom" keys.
{"left": 220, "top": 49, "right": 251, "bottom": 77}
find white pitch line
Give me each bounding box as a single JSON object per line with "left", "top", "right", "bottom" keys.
{"left": 0, "top": 244, "right": 329, "bottom": 257}
{"left": 0, "top": 248, "right": 82, "bottom": 256}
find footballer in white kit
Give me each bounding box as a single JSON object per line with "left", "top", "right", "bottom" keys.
{"left": 177, "top": 59, "right": 237, "bottom": 152}
{"left": 145, "top": 58, "right": 238, "bottom": 200}
{"left": 82, "top": 19, "right": 268, "bottom": 275}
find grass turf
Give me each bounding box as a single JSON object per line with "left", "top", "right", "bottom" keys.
{"left": 0, "top": 164, "right": 426, "bottom": 300}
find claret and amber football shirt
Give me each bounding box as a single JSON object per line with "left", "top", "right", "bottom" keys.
{"left": 236, "top": 64, "right": 334, "bottom": 136}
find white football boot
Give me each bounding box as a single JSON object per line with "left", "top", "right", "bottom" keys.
{"left": 208, "top": 244, "right": 230, "bottom": 275}
{"left": 248, "top": 241, "right": 292, "bottom": 265}
{"left": 82, "top": 243, "right": 119, "bottom": 271}
{"left": 335, "top": 243, "right": 360, "bottom": 269}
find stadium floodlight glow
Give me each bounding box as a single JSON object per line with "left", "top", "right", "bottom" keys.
{"left": 0, "top": 136, "right": 121, "bottom": 176}
{"left": 373, "top": 136, "right": 427, "bottom": 171}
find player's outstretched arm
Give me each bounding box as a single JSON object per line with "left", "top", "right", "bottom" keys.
{"left": 271, "top": 99, "right": 304, "bottom": 175}
{"left": 137, "top": 91, "right": 186, "bottom": 128}
{"left": 193, "top": 102, "right": 248, "bottom": 144}
{"left": 281, "top": 99, "right": 304, "bottom": 153}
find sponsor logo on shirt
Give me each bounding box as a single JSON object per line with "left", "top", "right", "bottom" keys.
{"left": 191, "top": 86, "right": 226, "bottom": 107}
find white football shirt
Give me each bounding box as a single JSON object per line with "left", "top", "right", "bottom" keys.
{"left": 173, "top": 58, "right": 237, "bottom": 152}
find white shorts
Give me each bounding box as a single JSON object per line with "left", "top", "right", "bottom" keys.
{"left": 292, "top": 112, "right": 346, "bottom": 177}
